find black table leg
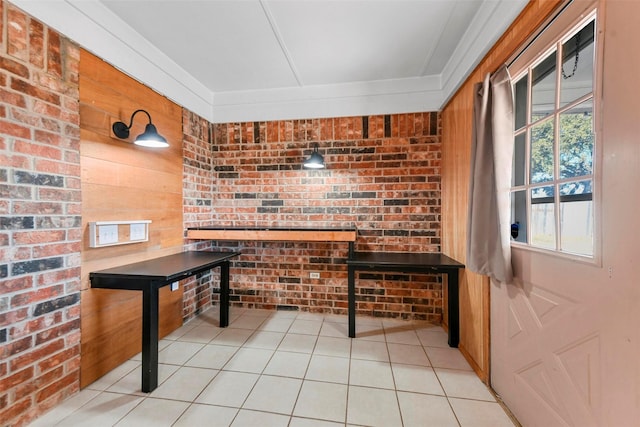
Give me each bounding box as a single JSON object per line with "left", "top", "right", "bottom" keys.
{"left": 141, "top": 284, "right": 159, "bottom": 392}
{"left": 348, "top": 266, "right": 355, "bottom": 338}
{"left": 447, "top": 269, "right": 459, "bottom": 348}
{"left": 219, "top": 261, "right": 230, "bottom": 328}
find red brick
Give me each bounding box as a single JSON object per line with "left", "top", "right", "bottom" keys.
{"left": 46, "top": 29, "right": 62, "bottom": 78}
{"left": 37, "top": 344, "right": 79, "bottom": 372}
{"left": 36, "top": 371, "right": 78, "bottom": 403}
{"left": 10, "top": 78, "right": 60, "bottom": 105}
{"left": 0, "top": 308, "right": 30, "bottom": 329}
{"left": 29, "top": 19, "right": 45, "bottom": 68}
{"left": 13, "top": 139, "right": 62, "bottom": 160}
{"left": 0, "top": 367, "right": 33, "bottom": 393}
{"left": 11, "top": 285, "right": 64, "bottom": 308}
{"left": 35, "top": 318, "right": 80, "bottom": 346}
{"left": 7, "top": 7, "right": 28, "bottom": 61}
{"left": 0, "top": 396, "right": 31, "bottom": 426}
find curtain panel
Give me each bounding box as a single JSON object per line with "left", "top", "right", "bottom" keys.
{"left": 466, "top": 65, "right": 514, "bottom": 284}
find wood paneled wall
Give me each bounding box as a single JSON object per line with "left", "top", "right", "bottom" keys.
{"left": 79, "top": 50, "right": 185, "bottom": 387}
{"left": 441, "top": 0, "right": 563, "bottom": 382}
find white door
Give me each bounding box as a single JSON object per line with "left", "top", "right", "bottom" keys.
{"left": 490, "top": 1, "right": 640, "bottom": 425}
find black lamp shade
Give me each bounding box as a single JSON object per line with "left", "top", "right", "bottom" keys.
{"left": 304, "top": 145, "right": 325, "bottom": 169}
{"left": 112, "top": 109, "right": 168, "bottom": 148}
{"left": 134, "top": 123, "right": 169, "bottom": 148}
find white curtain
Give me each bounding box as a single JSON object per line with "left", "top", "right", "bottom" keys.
{"left": 466, "top": 65, "right": 514, "bottom": 284}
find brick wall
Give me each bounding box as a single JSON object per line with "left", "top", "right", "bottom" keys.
{"left": 189, "top": 113, "right": 443, "bottom": 321}
{"left": 0, "top": 1, "right": 81, "bottom": 426}
{"left": 182, "top": 109, "right": 219, "bottom": 322}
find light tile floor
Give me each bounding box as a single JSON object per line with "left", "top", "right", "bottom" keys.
{"left": 31, "top": 307, "right": 518, "bottom": 427}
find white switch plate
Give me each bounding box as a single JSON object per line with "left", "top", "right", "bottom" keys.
{"left": 171, "top": 282, "right": 179, "bottom": 291}
{"left": 310, "top": 272, "right": 320, "bottom": 279}
{"left": 130, "top": 223, "right": 146, "bottom": 241}
{"left": 98, "top": 224, "right": 118, "bottom": 245}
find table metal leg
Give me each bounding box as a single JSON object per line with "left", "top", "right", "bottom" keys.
{"left": 447, "top": 269, "right": 459, "bottom": 348}
{"left": 219, "top": 261, "right": 230, "bottom": 328}
{"left": 348, "top": 266, "right": 355, "bottom": 338}
{"left": 141, "top": 284, "right": 159, "bottom": 392}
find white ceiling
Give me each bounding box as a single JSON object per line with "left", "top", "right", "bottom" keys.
{"left": 13, "top": 0, "right": 527, "bottom": 123}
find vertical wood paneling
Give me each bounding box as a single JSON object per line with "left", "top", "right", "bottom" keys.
{"left": 79, "top": 50, "right": 185, "bottom": 387}
{"left": 441, "top": 0, "right": 563, "bottom": 382}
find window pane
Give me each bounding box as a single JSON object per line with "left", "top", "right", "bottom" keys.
{"left": 560, "top": 180, "right": 593, "bottom": 255}
{"left": 530, "top": 119, "right": 554, "bottom": 184}
{"left": 560, "top": 100, "right": 593, "bottom": 179}
{"left": 560, "top": 21, "right": 595, "bottom": 107}
{"left": 531, "top": 186, "right": 556, "bottom": 249}
{"left": 513, "top": 133, "right": 526, "bottom": 186}
{"left": 514, "top": 75, "right": 528, "bottom": 130}
{"left": 531, "top": 51, "right": 557, "bottom": 121}
{"left": 511, "top": 190, "right": 527, "bottom": 243}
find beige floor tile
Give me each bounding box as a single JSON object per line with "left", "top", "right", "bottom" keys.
{"left": 229, "top": 314, "right": 267, "bottom": 330}
{"left": 289, "top": 319, "right": 323, "bottom": 335}
{"left": 313, "top": 336, "right": 351, "bottom": 357}
{"left": 195, "top": 371, "right": 259, "bottom": 407}
{"left": 289, "top": 418, "right": 344, "bottom": 427}
{"left": 426, "top": 346, "right": 473, "bottom": 370}
{"left": 150, "top": 366, "right": 218, "bottom": 401}
{"left": 264, "top": 351, "right": 311, "bottom": 378}
{"left": 30, "top": 389, "right": 101, "bottom": 427}
{"left": 392, "top": 364, "right": 444, "bottom": 395}
{"left": 185, "top": 343, "right": 239, "bottom": 369}
{"left": 397, "top": 391, "right": 458, "bottom": 427}
{"left": 319, "top": 321, "right": 348, "bottom": 337}
{"left": 243, "top": 330, "right": 285, "bottom": 350}
{"left": 158, "top": 341, "right": 205, "bottom": 365}
{"left": 210, "top": 328, "right": 254, "bottom": 346}
{"left": 173, "top": 403, "right": 238, "bottom": 427}
{"left": 351, "top": 339, "right": 389, "bottom": 362}
{"left": 163, "top": 322, "right": 197, "bottom": 340}
{"left": 387, "top": 343, "right": 431, "bottom": 366}
{"left": 129, "top": 339, "right": 171, "bottom": 362}
{"left": 278, "top": 333, "right": 318, "bottom": 353}
{"left": 347, "top": 385, "right": 402, "bottom": 427}
{"left": 53, "top": 392, "right": 144, "bottom": 426}
{"left": 115, "top": 397, "right": 189, "bottom": 427}
{"left": 107, "top": 364, "right": 179, "bottom": 395}
{"left": 416, "top": 328, "right": 450, "bottom": 348}
{"left": 293, "top": 381, "right": 347, "bottom": 423}
{"left": 243, "top": 375, "right": 303, "bottom": 414}
{"left": 349, "top": 359, "right": 395, "bottom": 389}
{"left": 176, "top": 324, "right": 223, "bottom": 344}
{"left": 352, "top": 323, "right": 386, "bottom": 342}
{"left": 223, "top": 347, "right": 274, "bottom": 373}
{"left": 85, "top": 360, "right": 139, "bottom": 391}
{"left": 384, "top": 327, "right": 422, "bottom": 346}
{"left": 258, "top": 317, "right": 294, "bottom": 332}
{"left": 436, "top": 368, "right": 496, "bottom": 401}
{"left": 449, "top": 397, "right": 516, "bottom": 427}
{"left": 305, "top": 354, "right": 349, "bottom": 384}
{"left": 295, "top": 312, "right": 325, "bottom": 321}
{"left": 231, "top": 409, "right": 290, "bottom": 427}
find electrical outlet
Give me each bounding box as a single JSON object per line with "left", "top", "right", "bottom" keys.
{"left": 98, "top": 224, "right": 118, "bottom": 245}
{"left": 171, "top": 282, "right": 179, "bottom": 291}
{"left": 309, "top": 272, "right": 320, "bottom": 279}
{"left": 130, "top": 223, "right": 146, "bottom": 241}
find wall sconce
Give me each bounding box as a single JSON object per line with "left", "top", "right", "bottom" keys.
{"left": 303, "top": 143, "right": 325, "bottom": 169}
{"left": 112, "top": 109, "right": 169, "bottom": 148}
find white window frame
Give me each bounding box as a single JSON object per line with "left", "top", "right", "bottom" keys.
{"left": 508, "top": 1, "right": 601, "bottom": 263}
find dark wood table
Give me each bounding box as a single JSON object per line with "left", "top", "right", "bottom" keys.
{"left": 89, "top": 251, "right": 240, "bottom": 392}
{"left": 346, "top": 252, "right": 465, "bottom": 347}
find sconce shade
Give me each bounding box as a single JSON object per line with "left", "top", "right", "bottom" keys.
{"left": 303, "top": 144, "right": 325, "bottom": 169}
{"left": 134, "top": 123, "right": 168, "bottom": 148}
{"left": 112, "top": 109, "right": 169, "bottom": 148}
